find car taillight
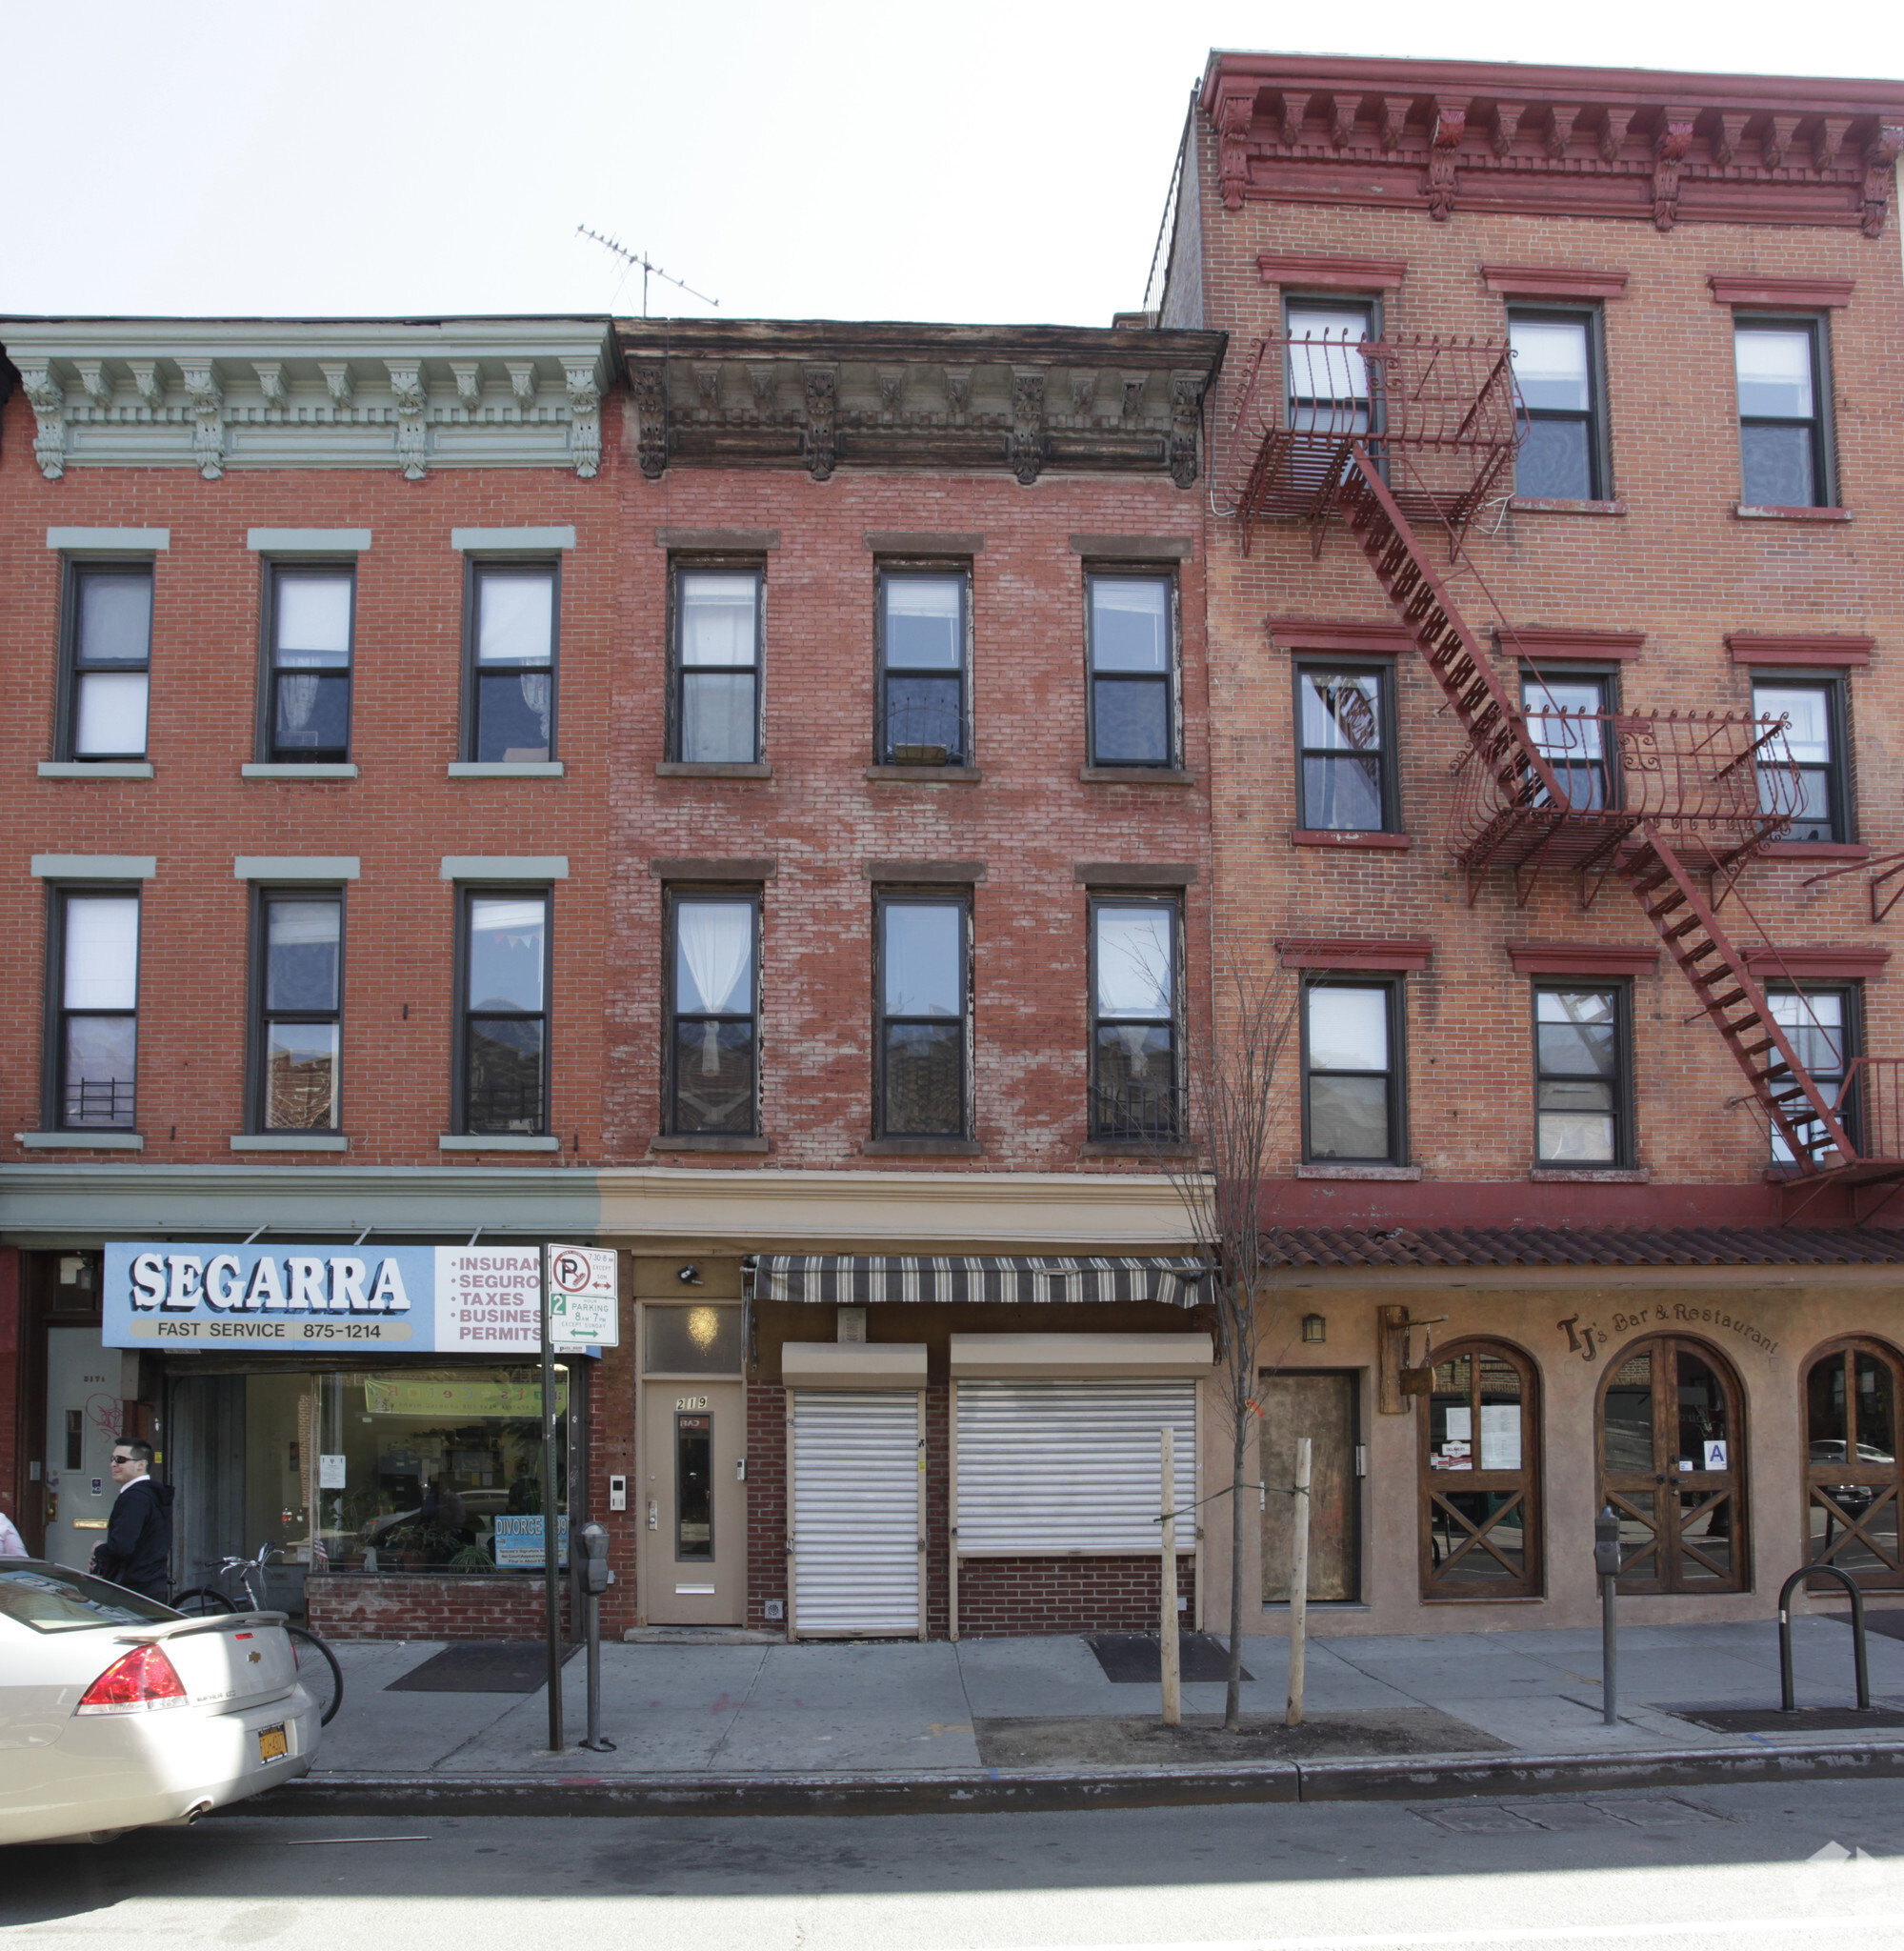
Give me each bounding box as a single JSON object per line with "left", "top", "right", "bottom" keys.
{"left": 76, "top": 1642, "right": 190, "bottom": 1715}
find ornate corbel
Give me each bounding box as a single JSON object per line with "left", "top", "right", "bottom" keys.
{"left": 1863, "top": 126, "right": 1904, "bottom": 239}
{"left": 73, "top": 362, "right": 111, "bottom": 413}
{"left": 1215, "top": 90, "right": 1253, "bottom": 211}
{"left": 128, "top": 361, "right": 164, "bottom": 415}
{"left": 1376, "top": 94, "right": 1407, "bottom": 152}
{"left": 254, "top": 362, "right": 289, "bottom": 412}
{"left": 1071, "top": 372, "right": 1096, "bottom": 415}
{"left": 876, "top": 369, "right": 906, "bottom": 414}
{"left": 1121, "top": 372, "right": 1148, "bottom": 420}
{"left": 450, "top": 362, "right": 483, "bottom": 411}
{"left": 942, "top": 366, "right": 972, "bottom": 420}
{"left": 564, "top": 363, "right": 602, "bottom": 478}
{"left": 1168, "top": 372, "right": 1202, "bottom": 489}
{"left": 319, "top": 361, "right": 353, "bottom": 412}
{"left": 629, "top": 361, "right": 668, "bottom": 477}
{"left": 692, "top": 363, "right": 722, "bottom": 410}
{"left": 749, "top": 365, "right": 777, "bottom": 411}
{"left": 1491, "top": 101, "right": 1523, "bottom": 159}
{"left": 1544, "top": 104, "right": 1577, "bottom": 160}
{"left": 1814, "top": 116, "right": 1850, "bottom": 172}
{"left": 1009, "top": 368, "right": 1046, "bottom": 486}
{"left": 1329, "top": 92, "right": 1356, "bottom": 149}
{"left": 1708, "top": 114, "right": 1734, "bottom": 168}
{"left": 506, "top": 361, "right": 537, "bottom": 409}
{"left": 1762, "top": 114, "right": 1799, "bottom": 169}
{"left": 386, "top": 361, "right": 428, "bottom": 481}
{"left": 19, "top": 363, "right": 67, "bottom": 480}
{"left": 179, "top": 363, "right": 225, "bottom": 480}
{"left": 1597, "top": 106, "right": 1630, "bottom": 164}
{"left": 803, "top": 365, "right": 837, "bottom": 481}
{"left": 1652, "top": 117, "right": 1694, "bottom": 231}
{"left": 1426, "top": 101, "right": 1466, "bottom": 221}
{"left": 1275, "top": 91, "right": 1306, "bottom": 148}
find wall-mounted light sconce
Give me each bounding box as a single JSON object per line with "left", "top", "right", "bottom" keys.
{"left": 676, "top": 1263, "right": 704, "bottom": 1285}
{"left": 1300, "top": 1313, "right": 1327, "bottom": 1344}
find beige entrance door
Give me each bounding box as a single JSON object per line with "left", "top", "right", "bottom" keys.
{"left": 642, "top": 1378, "right": 745, "bottom": 1624}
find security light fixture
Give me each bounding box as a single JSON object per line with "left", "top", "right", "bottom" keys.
{"left": 1301, "top": 1313, "right": 1328, "bottom": 1344}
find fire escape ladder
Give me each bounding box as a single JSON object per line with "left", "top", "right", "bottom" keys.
{"left": 1334, "top": 447, "right": 1569, "bottom": 810}
{"left": 1626, "top": 828, "right": 1857, "bottom": 1175}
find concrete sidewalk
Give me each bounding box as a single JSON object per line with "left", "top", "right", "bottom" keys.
{"left": 267, "top": 1616, "right": 1904, "bottom": 1811}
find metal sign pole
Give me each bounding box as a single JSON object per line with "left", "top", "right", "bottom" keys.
{"left": 541, "top": 1243, "right": 563, "bottom": 1753}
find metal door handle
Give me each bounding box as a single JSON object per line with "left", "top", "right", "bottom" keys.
{"left": 647, "top": 1498, "right": 658, "bottom": 1530}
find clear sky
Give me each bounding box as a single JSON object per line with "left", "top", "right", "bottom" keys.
{"left": 2, "top": 0, "right": 1897, "bottom": 329}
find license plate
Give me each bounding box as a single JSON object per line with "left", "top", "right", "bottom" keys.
{"left": 257, "top": 1723, "right": 288, "bottom": 1762}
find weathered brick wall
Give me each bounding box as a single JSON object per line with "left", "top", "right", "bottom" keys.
{"left": 956, "top": 1554, "right": 1194, "bottom": 1638}
{"left": 745, "top": 1378, "right": 787, "bottom": 1631}
{"left": 306, "top": 1572, "right": 570, "bottom": 1641}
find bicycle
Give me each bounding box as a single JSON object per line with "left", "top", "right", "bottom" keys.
{"left": 172, "top": 1542, "right": 344, "bottom": 1726}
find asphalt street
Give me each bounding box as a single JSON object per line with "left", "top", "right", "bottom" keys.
{"left": 7, "top": 1780, "right": 1904, "bottom": 1949}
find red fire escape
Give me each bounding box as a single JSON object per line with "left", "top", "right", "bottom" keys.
{"left": 1224, "top": 332, "right": 1904, "bottom": 1215}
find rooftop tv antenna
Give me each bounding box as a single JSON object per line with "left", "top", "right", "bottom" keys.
{"left": 576, "top": 225, "right": 719, "bottom": 318}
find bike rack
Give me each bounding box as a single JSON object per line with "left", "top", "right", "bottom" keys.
{"left": 1778, "top": 1564, "right": 1871, "bottom": 1712}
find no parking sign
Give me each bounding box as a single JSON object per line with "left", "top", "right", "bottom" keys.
{"left": 547, "top": 1245, "right": 619, "bottom": 1348}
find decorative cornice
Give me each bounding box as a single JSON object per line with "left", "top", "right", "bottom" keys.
{"left": 1500, "top": 625, "right": 1647, "bottom": 661}
{"left": 1507, "top": 942, "right": 1661, "bottom": 976}
{"left": 613, "top": 319, "right": 1224, "bottom": 487}
{"left": 1258, "top": 251, "right": 1408, "bottom": 290}
{"left": 1278, "top": 936, "right": 1433, "bottom": 970}
{"left": 1267, "top": 616, "right": 1413, "bottom": 654}
{"left": 1482, "top": 264, "right": 1630, "bottom": 300}
{"left": 1201, "top": 53, "right": 1904, "bottom": 234}
{"left": 1709, "top": 274, "right": 1855, "bottom": 308}
{"left": 1727, "top": 632, "right": 1874, "bottom": 667}
{"left": 1739, "top": 945, "right": 1891, "bottom": 978}
{"left": 0, "top": 318, "right": 616, "bottom": 480}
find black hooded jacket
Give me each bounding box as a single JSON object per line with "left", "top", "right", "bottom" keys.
{"left": 91, "top": 1477, "right": 174, "bottom": 1600}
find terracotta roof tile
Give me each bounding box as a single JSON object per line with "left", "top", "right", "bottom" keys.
{"left": 1259, "top": 1225, "right": 1904, "bottom": 1270}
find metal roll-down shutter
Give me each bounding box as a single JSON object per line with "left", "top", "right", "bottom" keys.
{"left": 955, "top": 1379, "right": 1195, "bottom": 1553}
{"left": 790, "top": 1390, "right": 923, "bottom": 1638}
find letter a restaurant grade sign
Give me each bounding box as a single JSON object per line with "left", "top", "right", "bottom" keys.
{"left": 547, "top": 1244, "right": 619, "bottom": 1349}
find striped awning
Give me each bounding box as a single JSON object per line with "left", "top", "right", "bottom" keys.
{"left": 751, "top": 1255, "right": 1209, "bottom": 1309}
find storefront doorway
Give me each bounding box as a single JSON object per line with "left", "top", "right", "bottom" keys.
{"left": 1804, "top": 1338, "right": 1904, "bottom": 1591}
{"left": 1599, "top": 1336, "right": 1747, "bottom": 1594}
{"left": 1260, "top": 1371, "right": 1360, "bottom": 1603}
{"left": 42, "top": 1326, "right": 123, "bottom": 1573}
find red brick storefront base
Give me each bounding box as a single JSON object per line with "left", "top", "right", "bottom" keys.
{"left": 954, "top": 1555, "right": 1195, "bottom": 1638}
{"left": 306, "top": 1574, "right": 571, "bottom": 1641}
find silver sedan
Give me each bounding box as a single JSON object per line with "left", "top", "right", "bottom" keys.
{"left": 0, "top": 1560, "right": 320, "bottom": 1846}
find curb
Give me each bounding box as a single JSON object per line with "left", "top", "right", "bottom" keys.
{"left": 240, "top": 1739, "right": 1904, "bottom": 1820}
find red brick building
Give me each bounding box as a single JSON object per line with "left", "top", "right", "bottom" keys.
{"left": 1163, "top": 55, "right": 1904, "bottom": 1635}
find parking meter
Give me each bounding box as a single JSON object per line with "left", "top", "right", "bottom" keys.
{"left": 580, "top": 1521, "right": 614, "bottom": 1595}
{"left": 1593, "top": 1506, "right": 1621, "bottom": 1579}
{"left": 1593, "top": 1505, "right": 1619, "bottom": 1725}
{"left": 578, "top": 1522, "right": 615, "bottom": 1751}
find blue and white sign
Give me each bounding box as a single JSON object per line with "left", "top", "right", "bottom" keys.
{"left": 492, "top": 1514, "right": 570, "bottom": 1569}
{"left": 102, "top": 1242, "right": 545, "bottom": 1353}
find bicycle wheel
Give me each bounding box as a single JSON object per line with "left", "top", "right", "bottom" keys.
{"left": 170, "top": 1587, "right": 235, "bottom": 1618}
{"left": 287, "top": 1624, "right": 343, "bottom": 1726}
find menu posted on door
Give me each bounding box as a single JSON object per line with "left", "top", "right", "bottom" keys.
{"left": 547, "top": 1244, "right": 619, "bottom": 1349}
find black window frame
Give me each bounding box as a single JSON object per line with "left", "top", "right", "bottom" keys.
{"left": 874, "top": 561, "right": 972, "bottom": 767}
{"left": 1506, "top": 302, "right": 1610, "bottom": 503}
{"left": 1520, "top": 663, "right": 1618, "bottom": 813}
{"left": 668, "top": 559, "right": 765, "bottom": 765}
{"left": 1754, "top": 670, "right": 1852, "bottom": 844}
{"left": 258, "top": 558, "right": 358, "bottom": 765}
{"left": 1084, "top": 567, "right": 1179, "bottom": 770}
{"left": 461, "top": 557, "right": 562, "bottom": 764}
{"left": 872, "top": 889, "right": 972, "bottom": 1140}
{"left": 1293, "top": 656, "right": 1399, "bottom": 834}
{"left": 1734, "top": 313, "right": 1835, "bottom": 510}
{"left": 452, "top": 884, "right": 553, "bottom": 1137}
{"left": 664, "top": 886, "right": 763, "bottom": 1137}
{"left": 1766, "top": 979, "right": 1863, "bottom": 1164}
{"left": 1532, "top": 980, "right": 1634, "bottom": 1170}
{"left": 43, "top": 883, "right": 142, "bottom": 1134}
{"left": 247, "top": 884, "right": 346, "bottom": 1135}
{"left": 56, "top": 558, "right": 155, "bottom": 763}
{"left": 1300, "top": 975, "right": 1406, "bottom": 1166}
{"left": 1087, "top": 894, "right": 1183, "bottom": 1142}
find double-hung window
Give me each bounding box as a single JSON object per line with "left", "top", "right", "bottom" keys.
{"left": 875, "top": 895, "right": 968, "bottom": 1137}
{"left": 457, "top": 892, "right": 550, "bottom": 1136}
{"left": 1302, "top": 980, "right": 1402, "bottom": 1164}
{"left": 1533, "top": 986, "right": 1630, "bottom": 1166}
{"left": 467, "top": 563, "right": 558, "bottom": 763}
{"left": 1090, "top": 900, "right": 1178, "bottom": 1140}
{"left": 673, "top": 569, "right": 762, "bottom": 763}
{"left": 254, "top": 891, "right": 343, "bottom": 1132}
{"left": 1768, "top": 985, "right": 1856, "bottom": 1165}
{"left": 1754, "top": 676, "right": 1848, "bottom": 842}
{"left": 1296, "top": 663, "right": 1393, "bottom": 831}
{"left": 265, "top": 566, "right": 354, "bottom": 763}
{"left": 1287, "top": 301, "right": 1373, "bottom": 437}
{"left": 1509, "top": 308, "right": 1604, "bottom": 501}
{"left": 1735, "top": 319, "right": 1832, "bottom": 509}
{"left": 1523, "top": 671, "right": 1613, "bottom": 811}
{"left": 1086, "top": 574, "right": 1175, "bottom": 767}
{"left": 62, "top": 565, "right": 152, "bottom": 760}
{"left": 877, "top": 569, "right": 968, "bottom": 765}
{"left": 50, "top": 891, "right": 140, "bottom": 1131}
{"left": 668, "top": 895, "right": 759, "bottom": 1136}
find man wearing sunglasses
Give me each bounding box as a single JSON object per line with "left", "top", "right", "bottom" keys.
{"left": 90, "top": 1438, "right": 174, "bottom": 1602}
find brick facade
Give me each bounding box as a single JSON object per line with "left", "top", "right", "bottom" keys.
{"left": 955, "top": 1554, "right": 1194, "bottom": 1639}
{"left": 307, "top": 1572, "right": 571, "bottom": 1642}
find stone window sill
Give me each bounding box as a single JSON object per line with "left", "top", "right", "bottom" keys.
{"left": 1734, "top": 504, "right": 1853, "bottom": 523}
{"left": 242, "top": 762, "right": 359, "bottom": 779}
{"left": 439, "top": 1134, "right": 560, "bottom": 1152}
{"left": 231, "top": 1134, "right": 350, "bottom": 1152}
{"left": 866, "top": 765, "right": 983, "bottom": 785}
{"left": 1511, "top": 497, "right": 1627, "bottom": 517}
{"left": 39, "top": 761, "right": 153, "bottom": 779}
{"left": 16, "top": 1131, "right": 144, "bottom": 1150}
{"left": 1528, "top": 1167, "right": 1650, "bottom": 1183}
{"left": 1080, "top": 1139, "right": 1196, "bottom": 1157}
{"left": 656, "top": 761, "right": 773, "bottom": 780}
{"left": 447, "top": 761, "right": 565, "bottom": 778}
{"left": 862, "top": 1137, "right": 983, "bottom": 1157}
{"left": 650, "top": 1135, "right": 770, "bottom": 1154}
{"left": 1292, "top": 830, "right": 1413, "bottom": 850}
{"left": 1761, "top": 840, "right": 1869, "bottom": 860}
{"left": 1295, "top": 1162, "right": 1421, "bottom": 1180}
{"left": 1078, "top": 766, "right": 1194, "bottom": 787}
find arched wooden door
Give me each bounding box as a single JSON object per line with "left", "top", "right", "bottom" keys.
{"left": 1804, "top": 1338, "right": 1904, "bottom": 1592}
{"left": 1420, "top": 1340, "right": 1542, "bottom": 1599}
{"left": 1598, "top": 1336, "right": 1747, "bottom": 1595}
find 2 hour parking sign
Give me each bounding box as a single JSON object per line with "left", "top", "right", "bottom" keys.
{"left": 547, "top": 1245, "right": 619, "bottom": 1348}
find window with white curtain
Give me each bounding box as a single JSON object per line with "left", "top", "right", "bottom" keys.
{"left": 468, "top": 564, "right": 558, "bottom": 762}
{"left": 1090, "top": 899, "right": 1178, "bottom": 1140}
{"left": 674, "top": 569, "right": 762, "bottom": 763}
{"left": 669, "top": 895, "right": 759, "bottom": 1135}
{"left": 266, "top": 567, "right": 354, "bottom": 762}
{"left": 459, "top": 892, "right": 549, "bottom": 1135}
{"left": 53, "top": 892, "right": 140, "bottom": 1130}
{"left": 63, "top": 564, "right": 153, "bottom": 760}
